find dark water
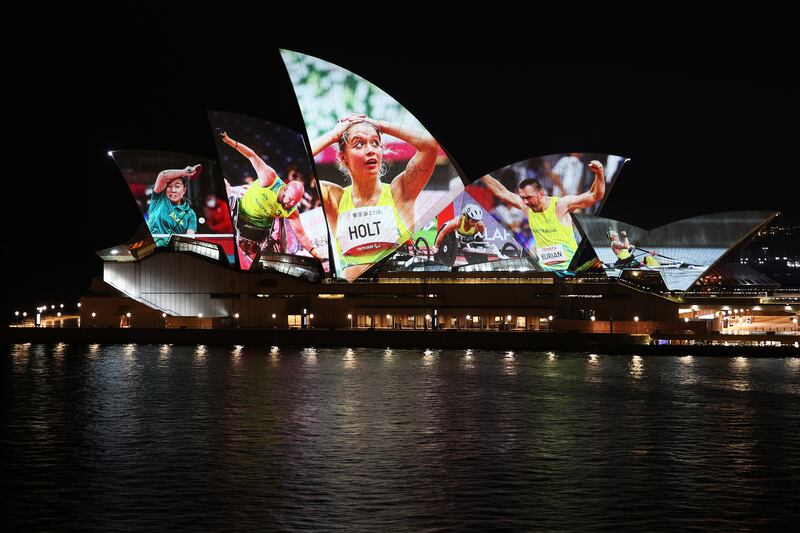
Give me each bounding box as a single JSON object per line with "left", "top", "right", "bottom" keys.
{"left": 3, "top": 344, "right": 799, "bottom": 531}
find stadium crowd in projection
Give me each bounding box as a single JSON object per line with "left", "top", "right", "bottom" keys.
{"left": 102, "top": 49, "right": 776, "bottom": 293}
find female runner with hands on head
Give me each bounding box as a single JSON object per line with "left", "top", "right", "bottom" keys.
{"left": 310, "top": 115, "right": 439, "bottom": 277}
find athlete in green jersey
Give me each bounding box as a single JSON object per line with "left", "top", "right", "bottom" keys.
{"left": 310, "top": 115, "right": 439, "bottom": 280}
{"left": 217, "top": 130, "right": 324, "bottom": 266}
{"left": 147, "top": 164, "right": 202, "bottom": 246}
{"left": 483, "top": 160, "right": 605, "bottom": 271}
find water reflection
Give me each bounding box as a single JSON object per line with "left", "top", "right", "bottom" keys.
{"left": 231, "top": 344, "right": 243, "bottom": 365}
{"left": 629, "top": 355, "right": 644, "bottom": 379}
{"left": 461, "top": 349, "right": 475, "bottom": 370}
{"left": 194, "top": 344, "right": 207, "bottom": 364}
{"left": 302, "top": 347, "right": 318, "bottom": 367}
{"left": 268, "top": 346, "right": 280, "bottom": 366}
{"left": 503, "top": 350, "right": 517, "bottom": 375}
{"left": 729, "top": 356, "right": 751, "bottom": 392}
{"left": 5, "top": 346, "right": 799, "bottom": 531}
{"left": 342, "top": 347, "right": 355, "bottom": 369}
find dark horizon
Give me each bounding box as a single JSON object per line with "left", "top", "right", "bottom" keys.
{"left": 4, "top": 8, "right": 797, "bottom": 317}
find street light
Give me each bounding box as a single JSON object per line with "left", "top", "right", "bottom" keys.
{"left": 347, "top": 313, "right": 353, "bottom": 329}
{"left": 309, "top": 313, "right": 314, "bottom": 328}
{"left": 77, "top": 302, "right": 81, "bottom": 308}
{"left": 425, "top": 314, "right": 431, "bottom": 330}
{"left": 634, "top": 315, "right": 639, "bottom": 334}
{"left": 386, "top": 314, "right": 392, "bottom": 329}
{"left": 466, "top": 314, "right": 471, "bottom": 331}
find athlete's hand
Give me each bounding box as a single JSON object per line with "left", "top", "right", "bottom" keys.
{"left": 332, "top": 114, "right": 367, "bottom": 142}
{"left": 186, "top": 164, "right": 203, "bottom": 180}
{"left": 588, "top": 160, "right": 604, "bottom": 176}
{"left": 620, "top": 230, "right": 627, "bottom": 238}
{"left": 216, "top": 128, "right": 235, "bottom": 146}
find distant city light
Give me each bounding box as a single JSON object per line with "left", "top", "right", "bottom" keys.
{"left": 198, "top": 313, "right": 203, "bottom": 318}
{"left": 126, "top": 312, "right": 131, "bottom": 318}
{"left": 110, "top": 249, "right": 118, "bottom": 255}
{"left": 162, "top": 313, "right": 167, "bottom": 318}
{"left": 634, "top": 316, "right": 639, "bottom": 322}
{"left": 234, "top": 313, "right": 239, "bottom": 319}
{"left": 14, "top": 311, "right": 19, "bottom": 316}
{"left": 590, "top": 316, "right": 596, "bottom": 322}
{"left": 107, "top": 151, "right": 114, "bottom": 157}
{"left": 91, "top": 312, "right": 96, "bottom": 317}
{"left": 77, "top": 302, "right": 81, "bottom": 308}
{"left": 57, "top": 312, "right": 61, "bottom": 317}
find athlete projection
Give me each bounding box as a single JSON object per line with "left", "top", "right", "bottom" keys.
{"left": 574, "top": 211, "right": 777, "bottom": 291}
{"left": 111, "top": 151, "right": 235, "bottom": 263}
{"left": 466, "top": 153, "right": 627, "bottom": 272}
{"left": 385, "top": 189, "right": 527, "bottom": 271}
{"left": 281, "top": 50, "right": 463, "bottom": 281}
{"left": 208, "top": 111, "right": 327, "bottom": 272}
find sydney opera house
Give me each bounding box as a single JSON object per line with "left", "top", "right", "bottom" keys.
{"left": 81, "top": 50, "right": 797, "bottom": 340}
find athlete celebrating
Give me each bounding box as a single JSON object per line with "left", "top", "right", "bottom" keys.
{"left": 310, "top": 115, "right": 439, "bottom": 277}
{"left": 482, "top": 160, "right": 605, "bottom": 271}
{"left": 217, "top": 129, "right": 324, "bottom": 266}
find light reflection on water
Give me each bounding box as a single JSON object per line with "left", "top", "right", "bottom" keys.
{"left": 4, "top": 345, "right": 799, "bottom": 531}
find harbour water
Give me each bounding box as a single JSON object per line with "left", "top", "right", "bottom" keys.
{"left": 4, "top": 344, "right": 799, "bottom": 530}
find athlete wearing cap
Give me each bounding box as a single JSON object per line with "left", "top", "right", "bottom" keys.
{"left": 217, "top": 129, "right": 324, "bottom": 263}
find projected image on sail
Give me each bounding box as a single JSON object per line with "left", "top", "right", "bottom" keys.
{"left": 575, "top": 212, "right": 777, "bottom": 291}
{"left": 111, "top": 151, "right": 235, "bottom": 263}
{"left": 467, "top": 153, "right": 627, "bottom": 272}
{"left": 383, "top": 188, "right": 527, "bottom": 271}
{"left": 208, "top": 111, "right": 327, "bottom": 272}
{"left": 281, "top": 50, "right": 463, "bottom": 281}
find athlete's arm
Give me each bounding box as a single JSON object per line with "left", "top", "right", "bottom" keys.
{"left": 310, "top": 119, "right": 355, "bottom": 157}
{"left": 153, "top": 165, "right": 200, "bottom": 194}
{"left": 286, "top": 210, "right": 324, "bottom": 260}
{"left": 476, "top": 221, "right": 487, "bottom": 237}
{"left": 217, "top": 130, "right": 278, "bottom": 188}
{"left": 481, "top": 174, "right": 527, "bottom": 211}
{"left": 434, "top": 219, "right": 459, "bottom": 248}
{"left": 372, "top": 120, "right": 438, "bottom": 203}
{"left": 558, "top": 160, "right": 605, "bottom": 213}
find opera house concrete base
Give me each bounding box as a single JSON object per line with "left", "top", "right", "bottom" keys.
{"left": 3, "top": 327, "right": 797, "bottom": 357}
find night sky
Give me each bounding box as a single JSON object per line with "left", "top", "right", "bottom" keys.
{"left": 3, "top": 8, "right": 796, "bottom": 320}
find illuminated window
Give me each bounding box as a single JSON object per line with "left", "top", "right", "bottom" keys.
{"left": 287, "top": 315, "right": 302, "bottom": 327}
